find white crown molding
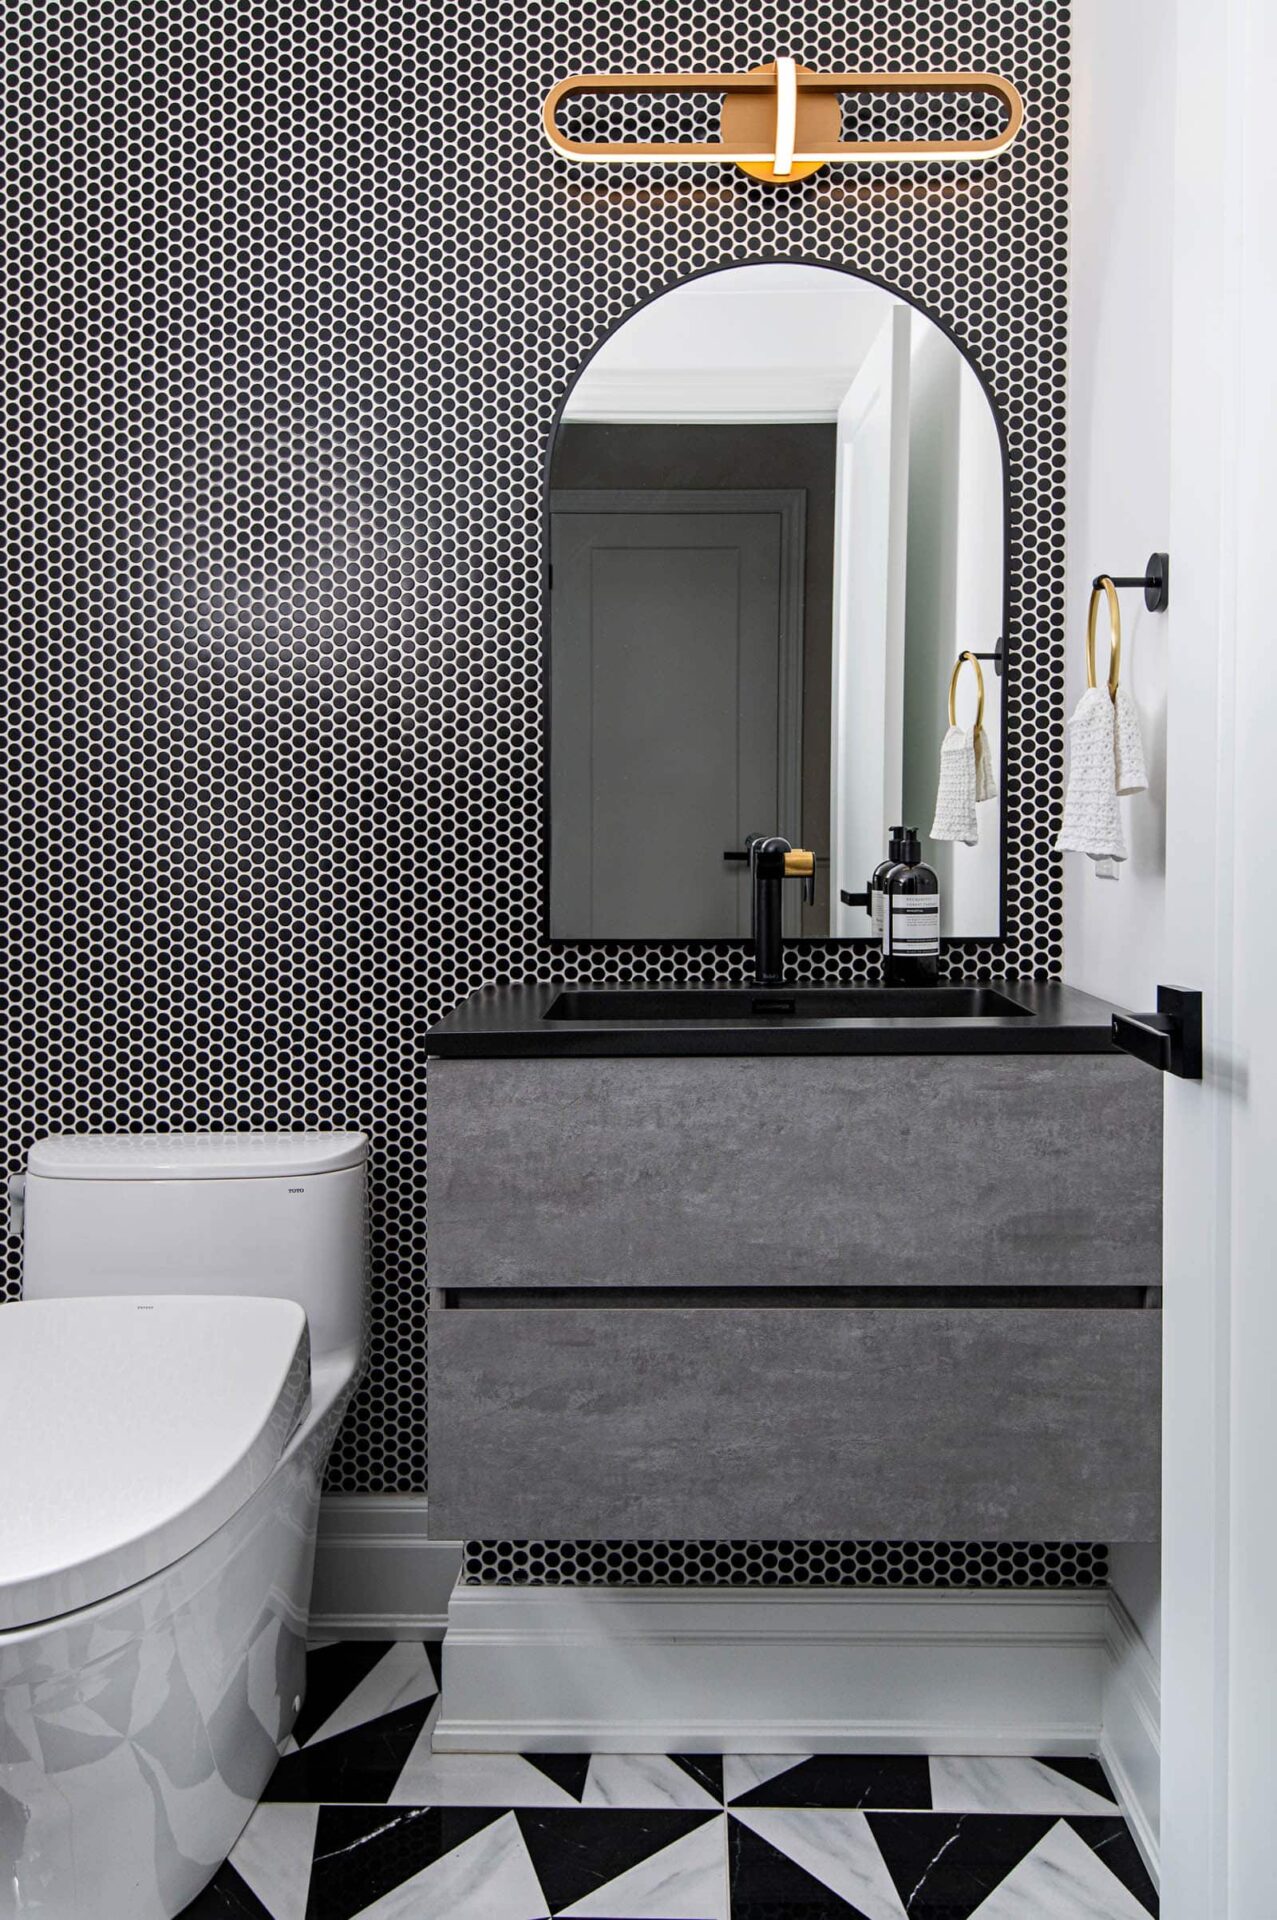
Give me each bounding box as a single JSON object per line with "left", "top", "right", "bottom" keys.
{"left": 432, "top": 1584, "right": 1110, "bottom": 1754}
{"left": 562, "top": 367, "right": 850, "bottom": 424}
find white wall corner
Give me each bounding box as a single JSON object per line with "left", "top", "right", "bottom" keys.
{"left": 1101, "top": 1589, "right": 1161, "bottom": 1889}
{"left": 432, "top": 1585, "right": 1109, "bottom": 1755}
{"left": 310, "top": 1495, "right": 461, "bottom": 1640}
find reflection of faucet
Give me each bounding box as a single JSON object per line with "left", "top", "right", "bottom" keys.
{"left": 743, "top": 834, "right": 815, "bottom": 986}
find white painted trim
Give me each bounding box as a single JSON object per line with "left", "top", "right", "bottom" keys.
{"left": 561, "top": 367, "right": 852, "bottom": 423}
{"left": 308, "top": 1496, "right": 461, "bottom": 1640}
{"left": 1101, "top": 1591, "right": 1161, "bottom": 1890}
{"left": 433, "top": 1585, "right": 1109, "bottom": 1754}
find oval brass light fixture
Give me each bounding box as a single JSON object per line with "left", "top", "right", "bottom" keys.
{"left": 542, "top": 59, "right": 1025, "bottom": 183}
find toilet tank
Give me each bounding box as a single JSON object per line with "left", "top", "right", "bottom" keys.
{"left": 18, "top": 1133, "right": 368, "bottom": 1362}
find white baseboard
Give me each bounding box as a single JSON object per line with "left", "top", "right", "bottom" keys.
{"left": 1101, "top": 1592, "right": 1161, "bottom": 1888}
{"left": 309, "top": 1495, "right": 461, "bottom": 1639}
{"left": 432, "top": 1585, "right": 1110, "bottom": 1755}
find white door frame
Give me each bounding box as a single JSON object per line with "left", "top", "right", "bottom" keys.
{"left": 1160, "top": 0, "right": 1277, "bottom": 1909}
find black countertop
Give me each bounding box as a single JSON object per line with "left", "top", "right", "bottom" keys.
{"left": 426, "top": 980, "right": 1129, "bottom": 1058}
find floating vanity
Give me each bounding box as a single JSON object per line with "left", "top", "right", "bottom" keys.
{"left": 427, "top": 981, "right": 1162, "bottom": 1545}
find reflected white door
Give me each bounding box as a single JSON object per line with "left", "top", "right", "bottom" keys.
{"left": 830, "top": 305, "right": 912, "bottom": 934}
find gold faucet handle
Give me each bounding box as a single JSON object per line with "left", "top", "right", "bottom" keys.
{"left": 782, "top": 850, "right": 815, "bottom": 878}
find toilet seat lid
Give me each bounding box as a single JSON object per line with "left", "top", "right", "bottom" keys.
{"left": 0, "top": 1295, "right": 310, "bottom": 1633}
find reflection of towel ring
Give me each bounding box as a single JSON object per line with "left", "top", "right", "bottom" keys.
{"left": 1087, "top": 576, "right": 1121, "bottom": 697}
{"left": 948, "top": 649, "right": 986, "bottom": 730}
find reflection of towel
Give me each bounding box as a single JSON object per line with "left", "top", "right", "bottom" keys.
{"left": 1057, "top": 686, "right": 1125, "bottom": 870}
{"left": 974, "top": 724, "right": 998, "bottom": 803}
{"left": 931, "top": 725, "right": 977, "bottom": 844}
{"left": 1114, "top": 684, "right": 1148, "bottom": 796}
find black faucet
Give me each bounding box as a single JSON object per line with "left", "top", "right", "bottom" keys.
{"left": 741, "top": 834, "right": 816, "bottom": 986}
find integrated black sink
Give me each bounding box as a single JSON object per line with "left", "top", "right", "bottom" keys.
{"left": 544, "top": 986, "right": 1034, "bottom": 1023}
{"left": 426, "top": 980, "right": 1128, "bottom": 1057}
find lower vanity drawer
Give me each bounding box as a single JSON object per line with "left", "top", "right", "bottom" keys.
{"left": 427, "top": 1303, "right": 1160, "bottom": 1542}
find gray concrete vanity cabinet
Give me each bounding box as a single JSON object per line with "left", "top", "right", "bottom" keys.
{"left": 426, "top": 984, "right": 1163, "bottom": 1542}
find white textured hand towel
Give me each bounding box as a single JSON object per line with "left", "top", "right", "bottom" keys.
{"left": 1057, "top": 685, "right": 1125, "bottom": 866}
{"left": 1114, "top": 683, "right": 1148, "bottom": 796}
{"left": 973, "top": 723, "right": 998, "bottom": 803}
{"left": 931, "top": 724, "right": 978, "bottom": 844}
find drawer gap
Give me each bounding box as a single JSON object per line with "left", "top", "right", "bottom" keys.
{"left": 443, "top": 1284, "right": 1157, "bottom": 1310}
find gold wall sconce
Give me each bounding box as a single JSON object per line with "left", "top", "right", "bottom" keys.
{"left": 542, "top": 58, "right": 1025, "bottom": 184}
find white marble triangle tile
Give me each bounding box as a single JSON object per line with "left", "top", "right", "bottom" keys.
{"left": 305, "top": 1642, "right": 439, "bottom": 1749}
{"left": 968, "top": 1817, "right": 1154, "bottom": 1918}
{"left": 353, "top": 1809, "right": 548, "bottom": 1920}
{"left": 731, "top": 1807, "right": 908, "bottom": 1920}
{"left": 228, "top": 1801, "right": 318, "bottom": 1920}
{"left": 723, "top": 1754, "right": 807, "bottom": 1803}
{"left": 930, "top": 1757, "right": 1119, "bottom": 1816}
{"left": 559, "top": 1812, "right": 728, "bottom": 1919}
{"left": 582, "top": 1753, "right": 721, "bottom": 1809}
{"left": 388, "top": 1702, "right": 579, "bottom": 1807}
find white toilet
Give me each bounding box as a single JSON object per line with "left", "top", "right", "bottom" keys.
{"left": 0, "top": 1131, "right": 369, "bottom": 1920}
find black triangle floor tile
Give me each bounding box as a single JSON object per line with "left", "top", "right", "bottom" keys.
{"left": 176, "top": 1862, "right": 276, "bottom": 1919}
{"left": 515, "top": 1808, "right": 715, "bottom": 1915}
{"left": 304, "top": 1805, "right": 506, "bottom": 1920}
{"left": 671, "top": 1752, "right": 724, "bottom": 1802}
{"left": 262, "top": 1698, "right": 428, "bottom": 1805}
{"left": 291, "top": 1642, "right": 391, "bottom": 1751}
{"left": 521, "top": 1751, "right": 592, "bottom": 1801}
{"left": 1067, "top": 1817, "right": 1160, "bottom": 1915}
{"left": 866, "top": 1813, "right": 1056, "bottom": 1918}
{"left": 728, "top": 1817, "right": 875, "bottom": 1918}
{"left": 423, "top": 1638, "right": 443, "bottom": 1695}
{"left": 1034, "top": 1754, "right": 1118, "bottom": 1804}
{"left": 731, "top": 1754, "right": 932, "bottom": 1810}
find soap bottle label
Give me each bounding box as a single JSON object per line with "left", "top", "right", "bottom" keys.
{"left": 887, "top": 895, "right": 940, "bottom": 955}
{"left": 872, "top": 887, "right": 885, "bottom": 937}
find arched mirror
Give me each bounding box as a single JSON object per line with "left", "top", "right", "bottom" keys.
{"left": 545, "top": 263, "right": 1005, "bottom": 942}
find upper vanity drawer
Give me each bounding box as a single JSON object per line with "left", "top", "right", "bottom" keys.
{"left": 427, "top": 1054, "right": 1162, "bottom": 1290}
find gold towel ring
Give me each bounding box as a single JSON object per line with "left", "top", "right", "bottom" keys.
{"left": 949, "top": 650, "right": 985, "bottom": 731}
{"left": 1087, "top": 576, "right": 1121, "bottom": 697}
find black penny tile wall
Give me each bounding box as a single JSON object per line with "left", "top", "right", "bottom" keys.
{"left": 0, "top": 0, "right": 1072, "bottom": 1571}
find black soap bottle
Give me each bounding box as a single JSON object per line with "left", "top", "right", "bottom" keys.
{"left": 869, "top": 826, "right": 909, "bottom": 940}
{"left": 882, "top": 828, "right": 940, "bottom": 985}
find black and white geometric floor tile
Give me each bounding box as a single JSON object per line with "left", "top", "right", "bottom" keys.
{"left": 179, "top": 1641, "right": 1159, "bottom": 1919}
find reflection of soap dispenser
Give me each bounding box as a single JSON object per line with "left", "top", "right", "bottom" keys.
{"left": 882, "top": 828, "right": 940, "bottom": 985}
{"left": 869, "top": 826, "right": 908, "bottom": 941}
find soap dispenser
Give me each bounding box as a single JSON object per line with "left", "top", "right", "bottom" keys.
{"left": 882, "top": 828, "right": 940, "bottom": 985}
{"left": 869, "top": 826, "right": 908, "bottom": 939}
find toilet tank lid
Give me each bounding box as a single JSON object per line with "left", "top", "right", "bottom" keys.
{"left": 27, "top": 1131, "right": 369, "bottom": 1179}
{"left": 0, "top": 1295, "right": 310, "bottom": 1633}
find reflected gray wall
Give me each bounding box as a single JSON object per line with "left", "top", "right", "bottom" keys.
{"left": 553, "top": 423, "right": 836, "bottom": 932}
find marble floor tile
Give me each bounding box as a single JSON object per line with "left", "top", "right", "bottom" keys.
{"left": 731, "top": 1807, "right": 908, "bottom": 1920}
{"left": 226, "top": 1801, "right": 318, "bottom": 1920}
{"left": 516, "top": 1808, "right": 721, "bottom": 1916}
{"left": 351, "top": 1809, "right": 548, "bottom": 1920}
{"left": 723, "top": 1753, "right": 810, "bottom": 1804}
{"left": 558, "top": 1812, "right": 729, "bottom": 1918}
{"left": 866, "top": 1812, "right": 1057, "bottom": 1917}
{"left": 302, "top": 1643, "right": 439, "bottom": 1750}
{"left": 305, "top": 1805, "right": 510, "bottom": 1919}
{"left": 730, "top": 1753, "right": 933, "bottom": 1811}
{"left": 582, "top": 1752, "right": 722, "bottom": 1809}
{"left": 968, "top": 1817, "right": 1155, "bottom": 1918}
{"left": 929, "top": 1757, "right": 1120, "bottom": 1817}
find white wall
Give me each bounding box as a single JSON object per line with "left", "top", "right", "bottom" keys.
{"left": 1064, "top": 0, "right": 1175, "bottom": 1014}
{"left": 1064, "top": 0, "right": 1178, "bottom": 1671}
